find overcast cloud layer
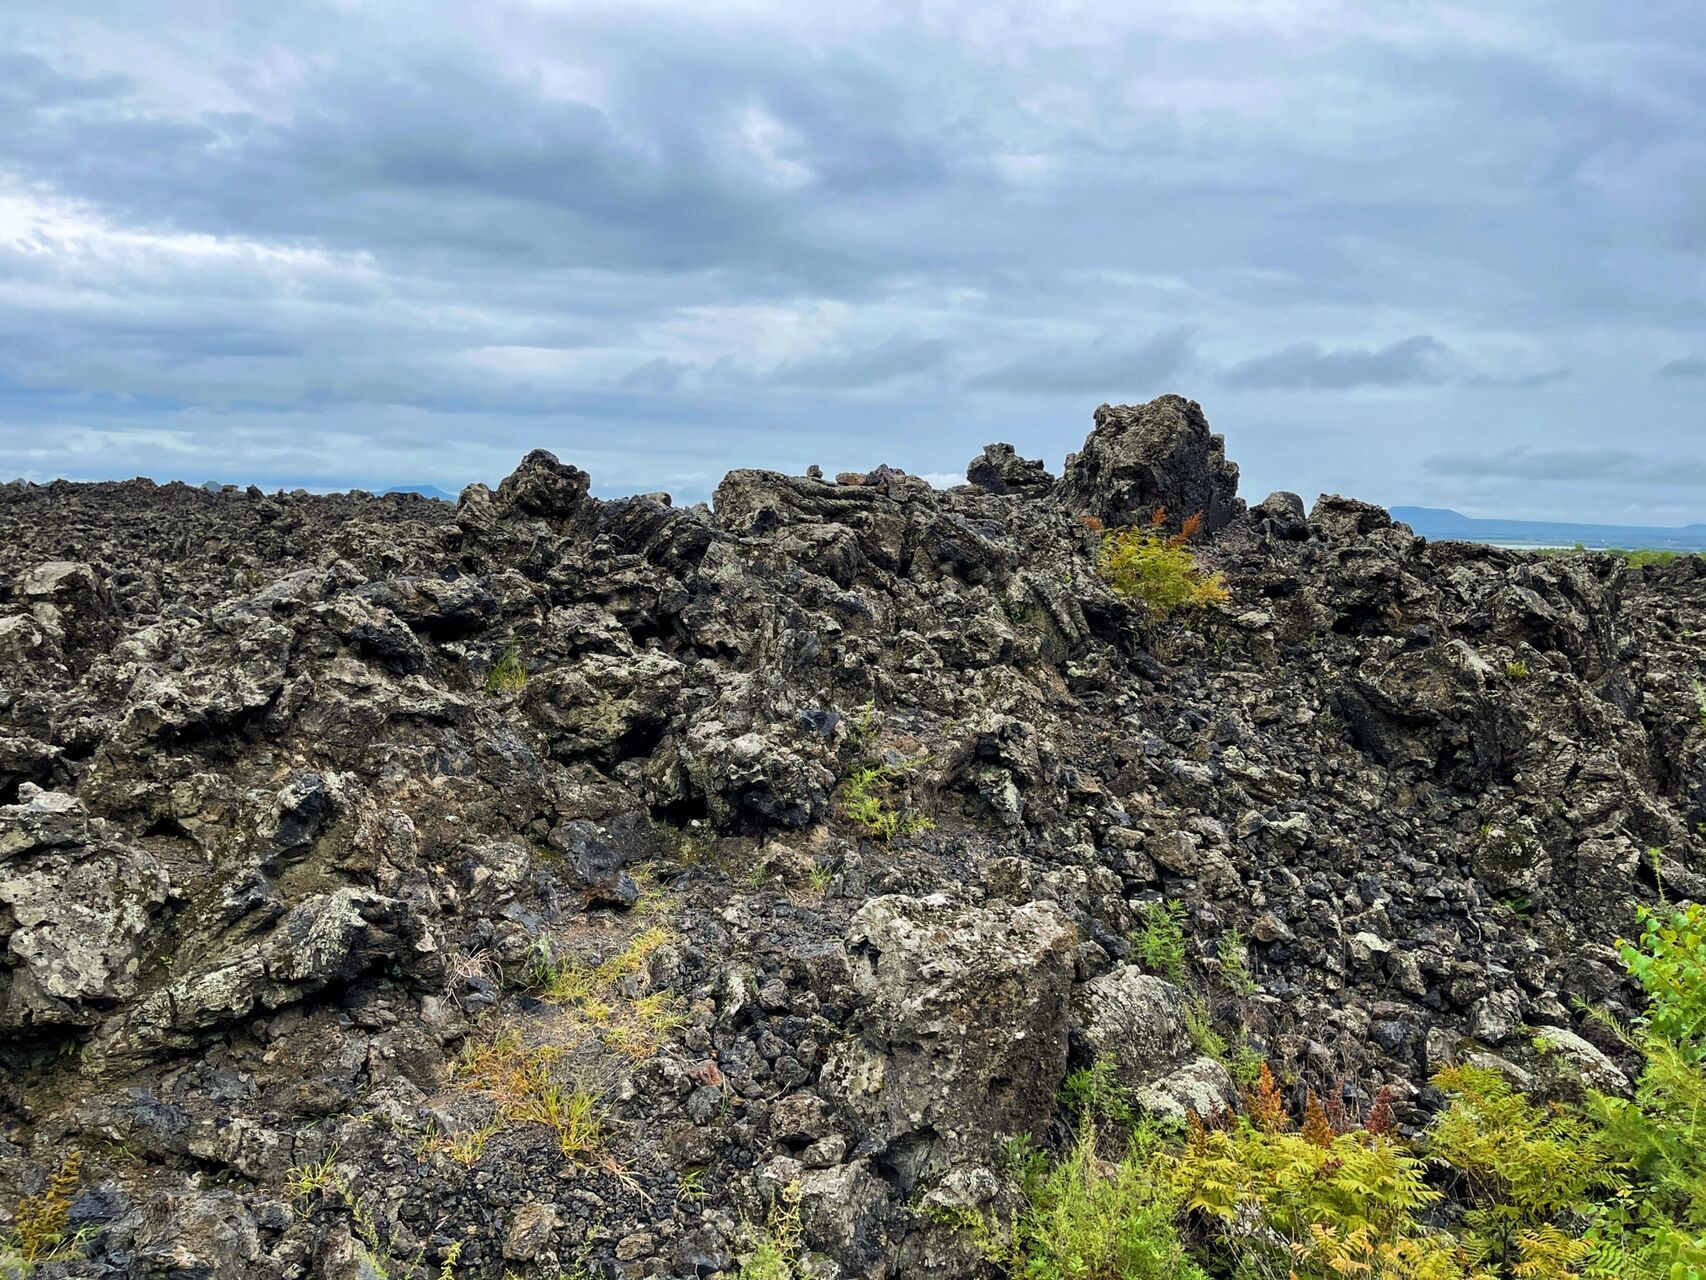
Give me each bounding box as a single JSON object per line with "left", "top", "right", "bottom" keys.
{"left": 1, "top": 1, "right": 1702, "bottom": 519}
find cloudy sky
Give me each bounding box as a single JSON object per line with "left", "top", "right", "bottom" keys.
{"left": 2, "top": 2, "right": 1702, "bottom": 520}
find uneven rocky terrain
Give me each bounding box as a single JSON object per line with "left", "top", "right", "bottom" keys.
{"left": 2, "top": 395, "right": 1702, "bottom": 1278}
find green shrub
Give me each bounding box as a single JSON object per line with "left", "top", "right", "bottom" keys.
{"left": 1505, "top": 659, "right": 1531, "bottom": 680}
{"left": 1182, "top": 1000, "right": 1226, "bottom": 1063}
{"left": 1097, "top": 516, "right": 1229, "bottom": 619}
{"left": 737, "top": 1183, "right": 801, "bottom": 1280}
{"left": 998, "top": 900, "right": 1706, "bottom": 1280}
{"left": 1180, "top": 1117, "right": 1464, "bottom": 1279}
{"left": 1, "top": 1152, "right": 90, "bottom": 1271}
{"left": 1216, "top": 927, "right": 1257, "bottom": 997}
{"left": 1001, "top": 1122, "right": 1207, "bottom": 1280}
{"left": 835, "top": 704, "right": 933, "bottom": 841}
{"left": 1132, "top": 900, "right": 1188, "bottom": 982}
{"left": 1428, "top": 1064, "right": 1613, "bottom": 1273}
{"left": 1622, "top": 903, "right": 1706, "bottom": 1058}
{"left": 839, "top": 762, "right": 933, "bottom": 841}
{"left": 1059, "top": 1056, "right": 1134, "bottom": 1127}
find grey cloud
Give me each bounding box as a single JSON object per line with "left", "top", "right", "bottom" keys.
{"left": 967, "top": 329, "right": 1193, "bottom": 395}
{"left": 617, "top": 358, "right": 693, "bottom": 393}
{"left": 1464, "top": 368, "right": 1570, "bottom": 390}
{"left": 1424, "top": 448, "right": 1706, "bottom": 487}
{"left": 1658, "top": 357, "right": 1706, "bottom": 379}
{"left": 770, "top": 335, "right": 950, "bottom": 389}
{"left": 1223, "top": 336, "right": 1449, "bottom": 390}
{"left": 1, "top": 3, "right": 1704, "bottom": 515}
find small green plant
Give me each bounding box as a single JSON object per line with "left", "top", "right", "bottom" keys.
{"left": 1183, "top": 1000, "right": 1227, "bottom": 1062}
{"left": 1216, "top": 927, "right": 1257, "bottom": 997}
{"left": 737, "top": 1182, "right": 802, "bottom": 1280}
{"left": 1097, "top": 510, "right": 1229, "bottom": 619}
{"left": 839, "top": 762, "right": 934, "bottom": 841}
{"left": 1059, "top": 1055, "right": 1135, "bottom": 1126}
{"left": 1132, "top": 900, "right": 1189, "bottom": 982}
{"left": 1505, "top": 659, "right": 1531, "bottom": 680}
{"left": 285, "top": 1150, "right": 346, "bottom": 1212}
{"left": 485, "top": 646, "right": 527, "bottom": 694}
{"left": 1, "top": 1151, "right": 89, "bottom": 1270}
{"left": 834, "top": 702, "right": 934, "bottom": 841}
{"left": 1229, "top": 1034, "right": 1266, "bottom": 1089}
{"left": 1695, "top": 680, "right": 1706, "bottom": 729}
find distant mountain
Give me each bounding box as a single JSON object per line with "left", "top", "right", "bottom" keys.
{"left": 1392, "top": 506, "right": 1706, "bottom": 552}
{"left": 384, "top": 484, "right": 458, "bottom": 501}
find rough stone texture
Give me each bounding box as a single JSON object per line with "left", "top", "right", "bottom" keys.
{"left": 1056, "top": 395, "right": 1244, "bottom": 530}
{"left": 0, "top": 395, "right": 1698, "bottom": 1278}
{"left": 966, "top": 443, "right": 1055, "bottom": 496}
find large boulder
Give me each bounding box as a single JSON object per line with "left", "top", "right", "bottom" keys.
{"left": 827, "top": 894, "right": 1079, "bottom": 1168}
{"left": 492, "top": 448, "right": 592, "bottom": 520}
{"left": 16, "top": 559, "right": 115, "bottom": 650}
{"left": 1072, "top": 965, "right": 1237, "bottom": 1121}
{"left": 813, "top": 894, "right": 1078, "bottom": 1273}
{"left": 0, "top": 786, "right": 170, "bottom": 1030}
{"left": 966, "top": 443, "right": 1054, "bottom": 496}
{"left": 1056, "top": 395, "right": 1243, "bottom": 531}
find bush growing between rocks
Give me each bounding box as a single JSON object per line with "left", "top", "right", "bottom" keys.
{"left": 1133, "top": 900, "right": 1189, "bottom": 982}
{"left": 736, "top": 1182, "right": 803, "bottom": 1280}
{"left": 1096, "top": 511, "right": 1229, "bottom": 619}
{"left": 835, "top": 703, "right": 935, "bottom": 841}
{"left": 1, "top": 1151, "right": 87, "bottom": 1274}
{"left": 994, "top": 903, "right": 1706, "bottom": 1280}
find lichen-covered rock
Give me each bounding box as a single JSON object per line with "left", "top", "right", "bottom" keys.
{"left": 966, "top": 443, "right": 1054, "bottom": 496}
{"left": 0, "top": 399, "right": 1699, "bottom": 1278}
{"left": 807, "top": 894, "right": 1076, "bottom": 1271}
{"left": 1056, "top": 395, "right": 1243, "bottom": 530}
{"left": 0, "top": 786, "right": 169, "bottom": 1029}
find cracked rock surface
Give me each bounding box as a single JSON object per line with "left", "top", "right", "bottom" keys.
{"left": 1, "top": 395, "right": 1701, "bottom": 1277}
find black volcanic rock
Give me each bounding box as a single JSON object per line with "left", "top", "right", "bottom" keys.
{"left": 1057, "top": 394, "right": 1244, "bottom": 530}
{"left": 0, "top": 399, "right": 1693, "bottom": 1278}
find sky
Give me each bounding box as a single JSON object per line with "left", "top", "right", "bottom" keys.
{"left": 1, "top": 2, "right": 1703, "bottom": 520}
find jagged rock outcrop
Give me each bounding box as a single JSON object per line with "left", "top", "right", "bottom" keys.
{"left": 0, "top": 395, "right": 1699, "bottom": 1279}
{"left": 1057, "top": 394, "right": 1243, "bottom": 530}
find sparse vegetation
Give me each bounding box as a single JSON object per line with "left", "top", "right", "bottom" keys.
{"left": 1505, "top": 658, "right": 1531, "bottom": 680}
{"left": 1215, "top": 927, "right": 1257, "bottom": 997}
{"left": 1097, "top": 510, "right": 1229, "bottom": 618}
{"left": 839, "top": 761, "right": 934, "bottom": 841}
{"left": 836, "top": 703, "right": 934, "bottom": 841}
{"left": 1, "top": 1152, "right": 89, "bottom": 1273}
{"left": 736, "top": 1182, "right": 803, "bottom": 1280}
{"left": 285, "top": 1150, "right": 344, "bottom": 1212}
{"left": 455, "top": 1028, "right": 607, "bottom": 1162}
{"left": 1533, "top": 545, "right": 1692, "bottom": 568}
{"left": 485, "top": 645, "right": 527, "bottom": 694}
{"left": 525, "top": 926, "right": 683, "bottom": 1061}
{"left": 1182, "top": 999, "right": 1226, "bottom": 1062}
{"left": 1132, "top": 899, "right": 1189, "bottom": 982}
{"left": 988, "top": 902, "right": 1706, "bottom": 1280}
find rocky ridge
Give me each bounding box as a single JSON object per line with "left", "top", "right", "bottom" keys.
{"left": 2, "top": 394, "right": 1703, "bottom": 1277}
